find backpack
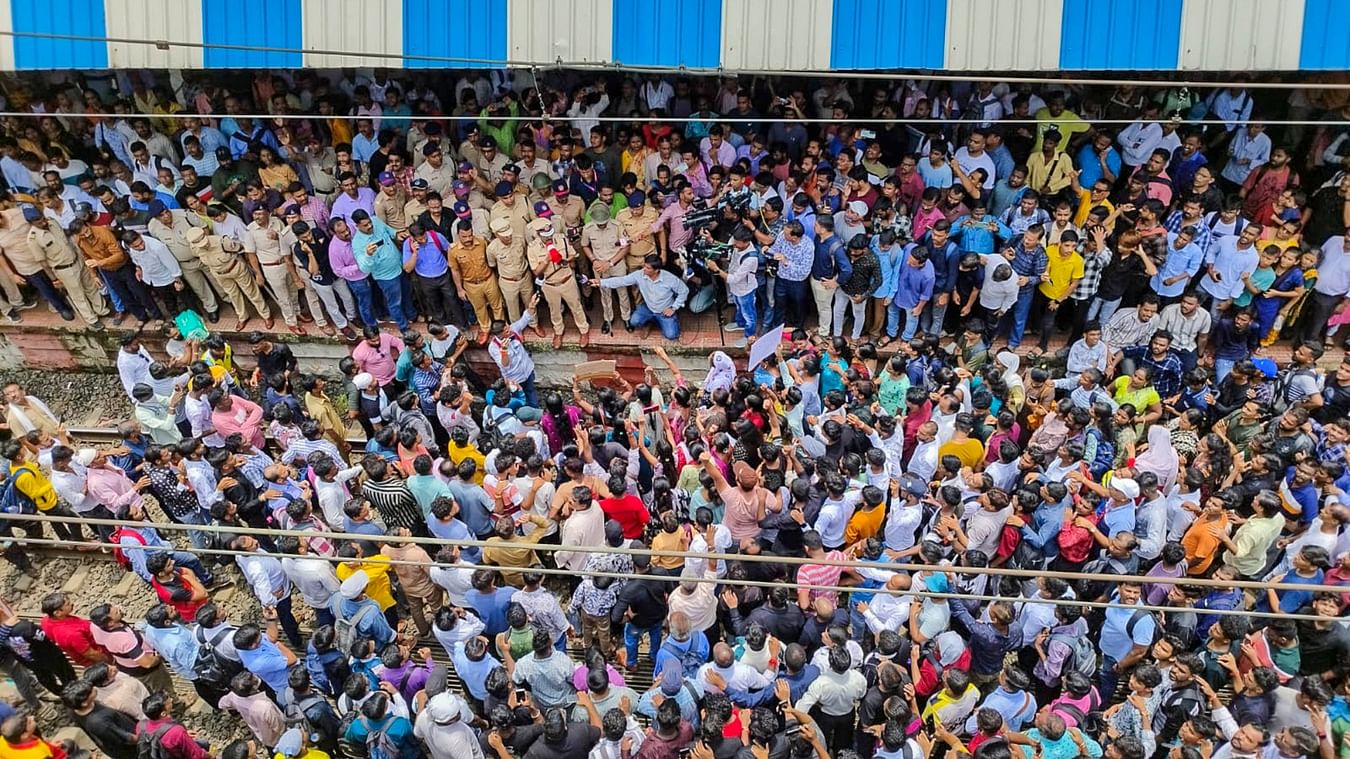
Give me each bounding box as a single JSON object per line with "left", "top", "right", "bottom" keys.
{"left": 333, "top": 597, "right": 375, "bottom": 652}
{"left": 284, "top": 693, "right": 326, "bottom": 737}
{"left": 136, "top": 723, "right": 174, "bottom": 759}
{"left": 360, "top": 717, "right": 401, "bottom": 759}
{"left": 1272, "top": 367, "right": 1319, "bottom": 413}
{"left": 1052, "top": 692, "right": 1104, "bottom": 737}
{"left": 109, "top": 527, "right": 148, "bottom": 571}
{"left": 0, "top": 468, "right": 36, "bottom": 516}
{"left": 1126, "top": 608, "right": 1165, "bottom": 647}
{"left": 1049, "top": 629, "right": 1099, "bottom": 679}
{"left": 660, "top": 639, "right": 705, "bottom": 680}
{"left": 192, "top": 626, "right": 240, "bottom": 691}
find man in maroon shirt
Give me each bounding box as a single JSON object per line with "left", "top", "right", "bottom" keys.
{"left": 135, "top": 692, "right": 211, "bottom": 759}
{"left": 38, "top": 592, "right": 110, "bottom": 667}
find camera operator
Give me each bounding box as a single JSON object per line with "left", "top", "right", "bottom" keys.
{"left": 706, "top": 226, "right": 759, "bottom": 345}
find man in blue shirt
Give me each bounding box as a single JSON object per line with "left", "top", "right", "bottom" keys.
{"left": 465, "top": 569, "right": 518, "bottom": 638}
{"left": 351, "top": 209, "right": 411, "bottom": 330}
{"left": 1098, "top": 581, "right": 1156, "bottom": 698}
{"left": 767, "top": 221, "right": 815, "bottom": 330}
{"left": 1076, "top": 131, "right": 1123, "bottom": 189}
{"left": 886, "top": 245, "right": 934, "bottom": 342}
{"left": 332, "top": 571, "right": 396, "bottom": 649}
{"left": 600, "top": 254, "right": 690, "bottom": 340}
{"left": 1150, "top": 229, "right": 1205, "bottom": 304}
{"left": 810, "top": 215, "right": 851, "bottom": 337}
{"left": 1002, "top": 227, "right": 1049, "bottom": 349}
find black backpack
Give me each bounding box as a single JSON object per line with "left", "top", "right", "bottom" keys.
{"left": 136, "top": 723, "right": 173, "bottom": 759}
{"left": 193, "top": 626, "right": 242, "bottom": 691}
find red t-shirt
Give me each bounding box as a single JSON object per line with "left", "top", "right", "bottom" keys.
{"left": 39, "top": 615, "right": 109, "bottom": 667}
{"left": 600, "top": 494, "right": 650, "bottom": 539}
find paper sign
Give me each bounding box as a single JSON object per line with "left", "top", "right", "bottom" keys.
{"left": 748, "top": 324, "right": 785, "bottom": 370}
{"left": 573, "top": 359, "right": 617, "bottom": 381}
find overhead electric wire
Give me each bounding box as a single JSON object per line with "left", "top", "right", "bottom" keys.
{"left": 1, "top": 511, "right": 1335, "bottom": 622}
{"left": 0, "top": 28, "right": 1348, "bottom": 91}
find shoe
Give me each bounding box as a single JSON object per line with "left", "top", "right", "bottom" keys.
{"left": 58, "top": 310, "right": 75, "bottom": 321}
{"left": 601, "top": 320, "right": 612, "bottom": 335}
{"left": 298, "top": 312, "right": 315, "bottom": 324}
{"left": 89, "top": 321, "right": 105, "bottom": 332}
{"left": 723, "top": 324, "right": 744, "bottom": 333}
{"left": 624, "top": 322, "right": 633, "bottom": 333}
{"left": 551, "top": 333, "right": 563, "bottom": 349}
{"left": 340, "top": 326, "right": 358, "bottom": 341}
{"left": 579, "top": 332, "right": 591, "bottom": 347}
{"left": 289, "top": 324, "right": 307, "bottom": 336}
{"left": 319, "top": 324, "right": 336, "bottom": 336}
{"left": 4, "top": 311, "right": 20, "bottom": 324}
{"left": 233, "top": 319, "right": 247, "bottom": 331}
{"left": 205, "top": 311, "right": 220, "bottom": 324}
{"left": 263, "top": 318, "right": 275, "bottom": 329}
{"left": 111, "top": 312, "right": 127, "bottom": 326}
{"left": 16, "top": 298, "right": 37, "bottom": 311}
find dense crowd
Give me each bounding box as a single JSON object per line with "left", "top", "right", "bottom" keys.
{"left": 0, "top": 68, "right": 1347, "bottom": 759}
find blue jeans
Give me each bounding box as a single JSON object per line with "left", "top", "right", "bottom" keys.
{"left": 1098, "top": 655, "right": 1121, "bottom": 701}
{"left": 23, "top": 271, "right": 69, "bottom": 314}
{"left": 921, "top": 296, "right": 949, "bottom": 336}
{"left": 374, "top": 277, "right": 409, "bottom": 330}
{"left": 98, "top": 269, "right": 125, "bottom": 313}
{"left": 1215, "top": 358, "right": 1236, "bottom": 385}
{"left": 167, "top": 550, "right": 213, "bottom": 587}
{"left": 345, "top": 276, "right": 377, "bottom": 327}
{"left": 624, "top": 622, "right": 662, "bottom": 667}
{"left": 1008, "top": 287, "right": 1036, "bottom": 348}
{"left": 520, "top": 373, "right": 539, "bottom": 408}
{"left": 630, "top": 303, "right": 680, "bottom": 340}
{"left": 733, "top": 292, "right": 757, "bottom": 335}
{"left": 886, "top": 301, "right": 921, "bottom": 340}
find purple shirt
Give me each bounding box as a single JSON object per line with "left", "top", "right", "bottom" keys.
{"left": 401, "top": 230, "right": 451, "bottom": 278}
{"left": 330, "top": 188, "right": 377, "bottom": 226}
{"left": 328, "top": 235, "right": 365, "bottom": 282}
{"left": 379, "top": 660, "right": 432, "bottom": 704}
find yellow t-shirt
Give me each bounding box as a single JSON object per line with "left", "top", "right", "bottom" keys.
{"left": 939, "top": 437, "right": 985, "bottom": 470}
{"left": 1111, "top": 375, "right": 1161, "bottom": 411}
{"left": 844, "top": 505, "right": 886, "bottom": 546}
{"left": 336, "top": 557, "right": 396, "bottom": 610}
{"left": 1074, "top": 189, "right": 1114, "bottom": 227}
{"left": 1040, "top": 248, "right": 1085, "bottom": 300}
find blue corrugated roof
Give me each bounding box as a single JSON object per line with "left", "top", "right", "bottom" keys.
{"left": 404, "top": 0, "right": 507, "bottom": 68}
{"left": 612, "top": 0, "right": 723, "bottom": 68}
{"left": 1299, "top": 0, "right": 1350, "bottom": 70}
{"left": 829, "top": 0, "right": 947, "bottom": 71}
{"left": 202, "top": 0, "right": 302, "bottom": 68}
{"left": 12, "top": 0, "right": 107, "bottom": 70}
{"left": 1059, "top": 0, "right": 1182, "bottom": 70}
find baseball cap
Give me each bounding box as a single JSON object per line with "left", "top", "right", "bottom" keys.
{"left": 627, "top": 190, "right": 647, "bottom": 207}
{"left": 898, "top": 472, "right": 927, "bottom": 498}
{"left": 457, "top": 161, "right": 474, "bottom": 172}
{"left": 481, "top": 135, "right": 497, "bottom": 149}
{"left": 451, "top": 180, "right": 469, "bottom": 196}
{"left": 282, "top": 203, "right": 302, "bottom": 216}
{"left": 377, "top": 172, "right": 396, "bottom": 186}
{"left": 274, "top": 728, "right": 304, "bottom": 758}
{"left": 493, "top": 180, "right": 513, "bottom": 196}
{"left": 552, "top": 179, "right": 569, "bottom": 196}
{"left": 1110, "top": 477, "right": 1140, "bottom": 500}
{"left": 848, "top": 200, "right": 868, "bottom": 216}
{"left": 453, "top": 201, "right": 472, "bottom": 218}
{"left": 20, "top": 204, "right": 41, "bottom": 222}
{"left": 410, "top": 178, "right": 429, "bottom": 190}
{"left": 533, "top": 201, "right": 553, "bottom": 218}
{"left": 503, "top": 163, "right": 520, "bottom": 175}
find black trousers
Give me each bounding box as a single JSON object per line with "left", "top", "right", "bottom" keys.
{"left": 102, "top": 264, "right": 161, "bottom": 321}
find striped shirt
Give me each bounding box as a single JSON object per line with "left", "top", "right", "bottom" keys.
{"left": 361, "top": 477, "right": 422, "bottom": 532}
{"left": 1157, "top": 303, "right": 1212, "bottom": 353}
{"left": 797, "top": 550, "right": 847, "bottom": 603}
{"left": 1163, "top": 210, "right": 1214, "bottom": 256}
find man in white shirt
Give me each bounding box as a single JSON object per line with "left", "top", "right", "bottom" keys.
{"left": 1117, "top": 105, "right": 1164, "bottom": 175}
{"left": 954, "top": 131, "right": 997, "bottom": 189}
{"left": 230, "top": 533, "right": 303, "bottom": 646}
{"left": 277, "top": 535, "right": 341, "bottom": 628}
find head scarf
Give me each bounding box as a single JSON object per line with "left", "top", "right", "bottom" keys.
{"left": 703, "top": 351, "right": 736, "bottom": 394}
{"left": 935, "top": 630, "right": 967, "bottom": 667}
{"left": 996, "top": 351, "right": 1024, "bottom": 390}
{"left": 1135, "top": 424, "right": 1180, "bottom": 491}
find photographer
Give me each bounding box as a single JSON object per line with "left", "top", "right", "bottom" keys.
{"left": 707, "top": 226, "right": 759, "bottom": 344}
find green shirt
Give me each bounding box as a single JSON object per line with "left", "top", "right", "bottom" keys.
{"left": 1235, "top": 265, "right": 1275, "bottom": 308}
{"left": 1225, "top": 513, "right": 1285, "bottom": 577}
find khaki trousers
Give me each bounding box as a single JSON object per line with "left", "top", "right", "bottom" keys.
{"left": 810, "top": 278, "right": 835, "bottom": 336}
{"left": 463, "top": 276, "right": 504, "bottom": 327}
{"left": 52, "top": 263, "right": 107, "bottom": 325}
{"left": 212, "top": 270, "right": 271, "bottom": 320}
{"left": 260, "top": 264, "right": 298, "bottom": 325}
{"left": 499, "top": 275, "right": 535, "bottom": 326}
{"left": 178, "top": 261, "right": 219, "bottom": 314}
{"left": 541, "top": 277, "right": 589, "bottom": 334}
{"left": 596, "top": 259, "right": 632, "bottom": 324}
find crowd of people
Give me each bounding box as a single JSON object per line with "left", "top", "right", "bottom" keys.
{"left": 0, "top": 67, "right": 1347, "bottom": 759}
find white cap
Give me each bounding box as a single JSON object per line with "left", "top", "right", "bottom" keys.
{"left": 339, "top": 570, "right": 369, "bottom": 599}
{"left": 353, "top": 372, "right": 375, "bottom": 390}
{"left": 426, "top": 692, "right": 469, "bottom": 725}
{"left": 1110, "top": 477, "right": 1140, "bottom": 501}
{"left": 76, "top": 448, "right": 98, "bottom": 467}
{"left": 848, "top": 200, "right": 868, "bottom": 216}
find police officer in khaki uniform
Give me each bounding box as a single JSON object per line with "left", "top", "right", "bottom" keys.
{"left": 580, "top": 203, "right": 631, "bottom": 334}
{"left": 616, "top": 190, "right": 661, "bottom": 274}
{"left": 527, "top": 216, "right": 589, "bottom": 349}
{"left": 146, "top": 200, "right": 220, "bottom": 320}
{"left": 487, "top": 217, "right": 537, "bottom": 336}
{"left": 242, "top": 206, "right": 306, "bottom": 335}
{"left": 185, "top": 226, "right": 273, "bottom": 331}
{"left": 488, "top": 182, "right": 532, "bottom": 244}
{"left": 23, "top": 205, "right": 106, "bottom": 328}
{"left": 546, "top": 180, "right": 587, "bottom": 246}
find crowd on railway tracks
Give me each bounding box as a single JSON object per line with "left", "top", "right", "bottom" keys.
{"left": 0, "top": 67, "right": 1347, "bottom": 759}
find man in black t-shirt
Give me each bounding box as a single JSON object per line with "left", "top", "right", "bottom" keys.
{"left": 62, "top": 679, "right": 138, "bottom": 759}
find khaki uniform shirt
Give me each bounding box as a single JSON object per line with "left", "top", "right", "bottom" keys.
{"left": 147, "top": 209, "right": 206, "bottom": 264}
{"left": 414, "top": 160, "right": 456, "bottom": 197}
{"left": 580, "top": 221, "right": 622, "bottom": 266}
{"left": 194, "top": 235, "right": 252, "bottom": 278}
{"left": 448, "top": 237, "right": 492, "bottom": 284}
{"left": 0, "top": 209, "right": 41, "bottom": 275}
{"left": 547, "top": 196, "right": 586, "bottom": 232}
{"left": 27, "top": 225, "right": 79, "bottom": 269}
{"left": 526, "top": 229, "right": 579, "bottom": 285}
{"left": 487, "top": 236, "right": 530, "bottom": 281}
{"left": 489, "top": 199, "right": 532, "bottom": 244}
{"left": 374, "top": 188, "right": 410, "bottom": 232}
{"left": 243, "top": 218, "right": 287, "bottom": 264}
